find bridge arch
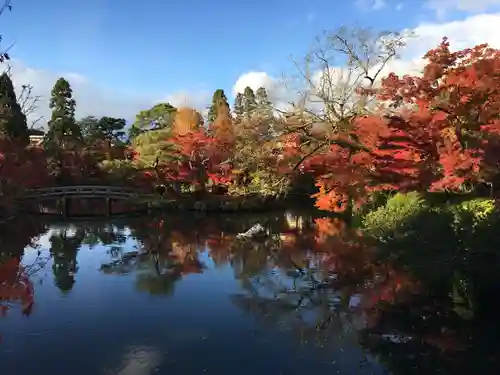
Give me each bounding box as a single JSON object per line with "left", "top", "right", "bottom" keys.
{"left": 16, "top": 185, "right": 148, "bottom": 217}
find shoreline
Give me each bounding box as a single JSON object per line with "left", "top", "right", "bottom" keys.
{"left": 136, "top": 193, "right": 294, "bottom": 213}
{"left": 5, "top": 192, "right": 316, "bottom": 217}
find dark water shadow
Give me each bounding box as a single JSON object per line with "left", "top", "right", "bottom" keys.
{"left": 0, "top": 210, "right": 499, "bottom": 374}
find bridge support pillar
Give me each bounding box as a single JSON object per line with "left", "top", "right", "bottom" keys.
{"left": 62, "top": 197, "right": 70, "bottom": 217}
{"left": 106, "top": 197, "right": 112, "bottom": 216}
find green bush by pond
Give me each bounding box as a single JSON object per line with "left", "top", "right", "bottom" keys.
{"left": 361, "top": 192, "right": 429, "bottom": 239}
{"left": 362, "top": 192, "right": 497, "bottom": 239}
{"left": 360, "top": 192, "right": 500, "bottom": 322}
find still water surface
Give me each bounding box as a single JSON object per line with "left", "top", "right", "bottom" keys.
{"left": 0, "top": 212, "right": 497, "bottom": 374}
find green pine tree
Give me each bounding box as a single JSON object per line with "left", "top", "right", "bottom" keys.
{"left": 207, "top": 89, "right": 229, "bottom": 123}
{"left": 45, "top": 77, "right": 81, "bottom": 148}
{"left": 128, "top": 102, "right": 177, "bottom": 141}
{"left": 233, "top": 93, "right": 244, "bottom": 118}
{"left": 242, "top": 86, "right": 257, "bottom": 117}
{"left": 255, "top": 87, "right": 274, "bottom": 119}
{"left": 255, "top": 87, "right": 273, "bottom": 114}
{"left": 255, "top": 87, "right": 276, "bottom": 138}
{"left": 98, "top": 116, "right": 126, "bottom": 147}
{"left": 0, "top": 72, "right": 28, "bottom": 142}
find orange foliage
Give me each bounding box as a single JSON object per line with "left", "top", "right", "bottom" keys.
{"left": 164, "top": 129, "right": 233, "bottom": 187}
{"left": 210, "top": 103, "right": 235, "bottom": 153}
{"left": 172, "top": 107, "right": 203, "bottom": 136}
{"left": 314, "top": 217, "right": 347, "bottom": 242}
{"left": 295, "top": 38, "right": 500, "bottom": 212}
{"left": 370, "top": 39, "right": 500, "bottom": 192}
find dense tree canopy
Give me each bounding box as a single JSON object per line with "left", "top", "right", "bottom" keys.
{"left": 2, "top": 4, "right": 500, "bottom": 368}
{"left": 242, "top": 86, "right": 257, "bottom": 117}
{"left": 172, "top": 107, "right": 203, "bottom": 136}
{"left": 233, "top": 93, "right": 244, "bottom": 118}
{"left": 207, "top": 89, "right": 229, "bottom": 123}
{"left": 1, "top": 27, "right": 499, "bottom": 215}
{"left": 79, "top": 115, "right": 126, "bottom": 146}
{"left": 293, "top": 38, "right": 500, "bottom": 213}
{"left": 0, "top": 72, "right": 28, "bottom": 143}
{"left": 44, "top": 77, "right": 81, "bottom": 148}
{"left": 128, "top": 102, "right": 177, "bottom": 140}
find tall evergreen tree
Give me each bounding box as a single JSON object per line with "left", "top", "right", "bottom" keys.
{"left": 0, "top": 72, "right": 28, "bottom": 142}
{"left": 233, "top": 93, "right": 244, "bottom": 118}
{"left": 254, "top": 86, "right": 276, "bottom": 138}
{"left": 255, "top": 87, "right": 272, "bottom": 109}
{"left": 45, "top": 77, "right": 81, "bottom": 148}
{"left": 207, "top": 89, "right": 229, "bottom": 123}
{"left": 242, "top": 86, "right": 257, "bottom": 117}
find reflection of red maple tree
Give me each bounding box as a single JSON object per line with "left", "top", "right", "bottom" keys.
{"left": 311, "top": 218, "right": 420, "bottom": 313}
{"left": 0, "top": 257, "right": 34, "bottom": 342}
{"left": 206, "top": 234, "right": 234, "bottom": 265}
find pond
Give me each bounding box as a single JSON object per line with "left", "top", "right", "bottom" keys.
{"left": 0, "top": 211, "right": 498, "bottom": 374}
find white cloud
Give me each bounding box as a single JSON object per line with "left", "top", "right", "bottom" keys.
{"left": 2, "top": 60, "right": 156, "bottom": 127}
{"left": 232, "top": 71, "right": 275, "bottom": 96}
{"left": 355, "top": 0, "right": 387, "bottom": 10}
{"left": 425, "top": 0, "right": 500, "bottom": 16}
{"left": 5, "top": 10, "right": 500, "bottom": 128}
{"left": 408, "top": 12, "right": 500, "bottom": 53}
{"left": 1, "top": 60, "right": 211, "bottom": 128}
{"left": 162, "top": 90, "right": 212, "bottom": 114}
{"left": 373, "top": 0, "right": 387, "bottom": 10}
{"left": 232, "top": 71, "right": 295, "bottom": 111}
{"left": 233, "top": 12, "right": 500, "bottom": 111}
{"left": 306, "top": 12, "right": 316, "bottom": 22}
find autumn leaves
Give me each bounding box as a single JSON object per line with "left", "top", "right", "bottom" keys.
{"left": 293, "top": 38, "right": 500, "bottom": 213}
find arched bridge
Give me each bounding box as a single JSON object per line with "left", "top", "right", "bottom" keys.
{"left": 19, "top": 185, "right": 143, "bottom": 200}
{"left": 16, "top": 185, "right": 148, "bottom": 217}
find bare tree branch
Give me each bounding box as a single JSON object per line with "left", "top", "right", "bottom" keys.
{"left": 282, "top": 26, "right": 412, "bottom": 168}
{"left": 4, "top": 66, "right": 44, "bottom": 128}
{"left": 17, "top": 83, "right": 44, "bottom": 127}
{"left": 0, "top": 0, "right": 15, "bottom": 62}
{"left": 0, "top": 0, "right": 12, "bottom": 15}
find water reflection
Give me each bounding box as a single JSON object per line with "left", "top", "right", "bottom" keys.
{"left": 103, "top": 345, "right": 163, "bottom": 375}
{"left": 0, "top": 212, "right": 499, "bottom": 374}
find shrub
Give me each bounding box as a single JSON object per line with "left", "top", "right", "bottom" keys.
{"left": 362, "top": 192, "right": 428, "bottom": 238}
{"left": 448, "top": 198, "right": 498, "bottom": 234}
{"left": 99, "top": 159, "right": 138, "bottom": 182}
{"left": 448, "top": 198, "right": 496, "bottom": 230}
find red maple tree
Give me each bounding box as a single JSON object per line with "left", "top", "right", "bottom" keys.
{"left": 372, "top": 37, "right": 499, "bottom": 193}
{"left": 165, "top": 129, "right": 233, "bottom": 190}
{"left": 0, "top": 138, "right": 51, "bottom": 198}
{"left": 297, "top": 38, "right": 500, "bottom": 212}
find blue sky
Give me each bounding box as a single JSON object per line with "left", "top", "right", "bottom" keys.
{"left": 2, "top": 0, "right": 500, "bottom": 123}
{"left": 3, "top": 0, "right": 433, "bottom": 97}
